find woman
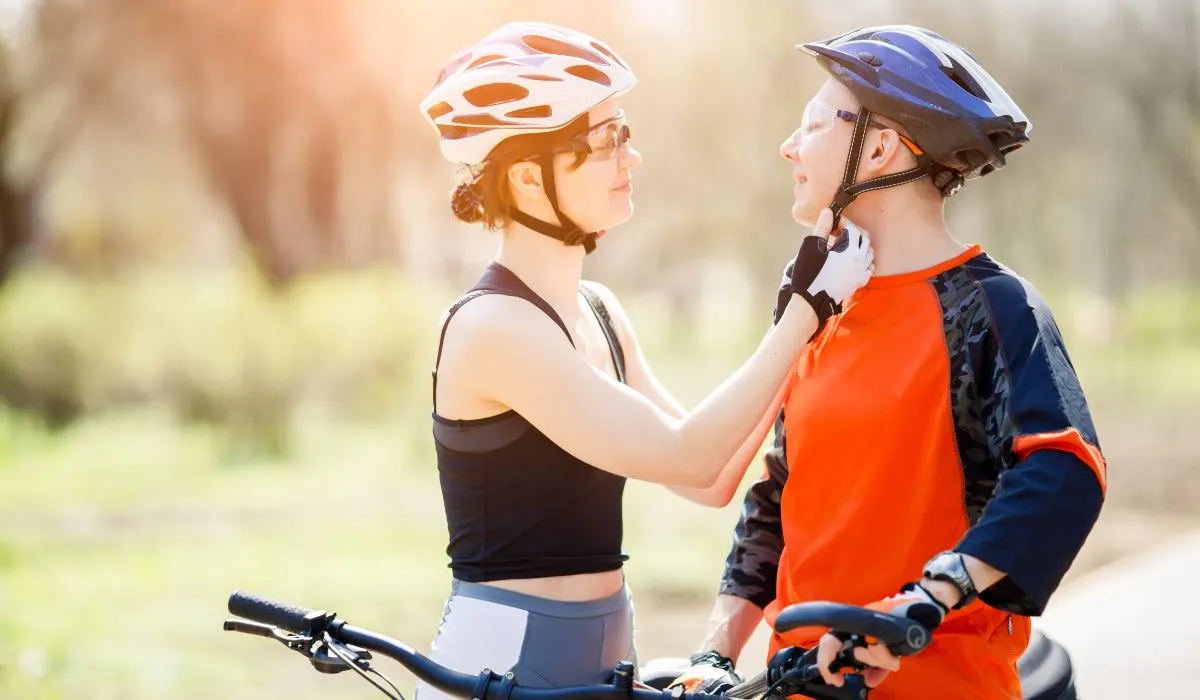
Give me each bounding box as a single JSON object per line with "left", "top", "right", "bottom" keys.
{"left": 414, "top": 22, "right": 874, "bottom": 698}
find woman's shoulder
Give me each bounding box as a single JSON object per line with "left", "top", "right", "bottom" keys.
{"left": 439, "top": 291, "right": 567, "bottom": 351}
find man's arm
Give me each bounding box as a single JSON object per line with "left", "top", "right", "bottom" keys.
{"left": 699, "top": 408, "right": 789, "bottom": 661}
{"left": 952, "top": 278, "right": 1106, "bottom": 615}
{"left": 693, "top": 260, "right": 795, "bottom": 663}
{"left": 697, "top": 595, "right": 767, "bottom": 665}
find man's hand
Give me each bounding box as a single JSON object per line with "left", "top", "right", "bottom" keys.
{"left": 815, "top": 583, "right": 948, "bottom": 689}
{"left": 667, "top": 651, "right": 744, "bottom": 695}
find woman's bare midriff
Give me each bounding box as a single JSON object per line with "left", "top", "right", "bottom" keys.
{"left": 484, "top": 569, "right": 625, "bottom": 602}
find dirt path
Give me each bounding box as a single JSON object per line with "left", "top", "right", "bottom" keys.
{"left": 1035, "top": 529, "right": 1200, "bottom": 699}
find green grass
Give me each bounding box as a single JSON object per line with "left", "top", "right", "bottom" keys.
{"left": 0, "top": 407, "right": 754, "bottom": 700}
{"left": 1048, "top": 284, "right": 1200, "bottom": 405}
{"left": 1, "top": 520, "right": 451, "bottom": 699}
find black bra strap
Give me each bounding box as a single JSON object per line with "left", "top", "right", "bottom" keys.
{"left": 578, "top": 282, "right": 627, "bottom": 385}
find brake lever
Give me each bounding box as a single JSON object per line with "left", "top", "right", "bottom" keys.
{"left": 224, "top": 619, "right": 275, "bottom": 638}
{"left": 766, "top": 666, "right": 867, "bottom": 700}
{"left": 763, "top": 642, "right": 869, "bottom": 700}
{"left": 830, "top": 633, "right": 870, "bottom": 674}
{"left": 224, "top": 618, "right": 317, "bottom": 654}
{"left": 311, "top": 638, "right": 374, "bottom": 674}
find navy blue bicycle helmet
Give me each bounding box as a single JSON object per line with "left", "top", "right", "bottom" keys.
{"left": 798, "top": 25, "right": 1032, "bottom": 221}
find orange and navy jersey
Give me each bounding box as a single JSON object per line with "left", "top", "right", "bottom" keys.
{"left": 718, "top": 245, "right": 1104, "bottom": 698}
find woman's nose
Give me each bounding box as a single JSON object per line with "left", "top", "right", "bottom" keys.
{"left": 620, "top": 144, "right": 643, "bottom": 169}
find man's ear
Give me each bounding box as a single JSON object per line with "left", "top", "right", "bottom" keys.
{"left": 865, "top": 128, "right": 911, "bottom": 175}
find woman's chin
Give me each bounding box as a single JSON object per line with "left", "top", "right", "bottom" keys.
{"left": 597, "top": 206, "right": 634, "bottom": 233}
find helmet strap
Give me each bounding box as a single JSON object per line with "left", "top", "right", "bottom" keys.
{"left": 507, "top": 152, "right": 598, "bottom": 254}
{"left": 828, "top": 107, "right": 942, "bottom": 227}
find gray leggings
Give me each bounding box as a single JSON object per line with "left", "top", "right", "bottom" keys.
{"left": 415, "top": 579, "right": 638, "bottom": 700}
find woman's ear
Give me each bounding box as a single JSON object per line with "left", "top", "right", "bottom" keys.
{"left": 508, "top": 161, "right": 544, "bottom": 200}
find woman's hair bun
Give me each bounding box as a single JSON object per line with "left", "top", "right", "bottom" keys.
{"left": 451, "top": 181, "right": 486, "bottom": 223}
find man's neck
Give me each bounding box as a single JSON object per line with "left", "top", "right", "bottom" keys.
{"left": 844, "top": 192, "right": 967, "bottom": 276}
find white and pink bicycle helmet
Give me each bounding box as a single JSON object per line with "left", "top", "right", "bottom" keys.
{"left": 420, "top": 22, "right": 637, "bottom": 252}
{"left": 421, "top": 22, "right": 637, "bottom": 166}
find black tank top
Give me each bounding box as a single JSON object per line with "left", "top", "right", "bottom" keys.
{"left": 431, "top": 262, "right": 629, "bottom": 582}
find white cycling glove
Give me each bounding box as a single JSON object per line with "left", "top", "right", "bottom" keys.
{"left": 776, "top": 217, "right": 873, "bottom": 330}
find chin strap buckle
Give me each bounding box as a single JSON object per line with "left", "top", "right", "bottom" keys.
{"left": 829, "top": 189, "right": 857, "bottom": 223}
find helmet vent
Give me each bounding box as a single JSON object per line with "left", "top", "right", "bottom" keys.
{"left": 437, "top": 124, "right": 489, "bottom": 141}
{"left": 463, "top": 83, "right": 530, "bottom": 108}
{"left": 522, "top": 35, "right": 608, "bottom": 65}
{"left": 591, "top": 41, "right": 627, "bottom": 68}
{"left": 565, "top": 64, "right": 611, "bottom": 87}
{"left": 466, "top": 54, "right": 505, "bottom": 70}
{"left": 506, "top": 105, "right": 552, "bottom": 119}
{"left": 426, "top": 102, "right": 453, "bottom": 120}
{"left": 956, "top": 148, "right": 989, "bottom": 170}
{"left": 455, "top": 113, "right": 514, "bottom": 126}
{"left": 941, "top": 55, "right": 990, "bottom": 102}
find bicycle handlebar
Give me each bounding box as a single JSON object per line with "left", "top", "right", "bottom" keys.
{"left": 774, "top": 601, "right": 929, "bottom": 657}
{"left": 225, "top": 590, "right": 931, "bottom": 700}
{"left": 227, "top": 590, "right": 726, "bottom": 700}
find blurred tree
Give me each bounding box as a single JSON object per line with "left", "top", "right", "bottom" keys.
{"left": 8, "top": 0, "right": 416, "bottom": 285}
{"left": 0, "top": 31, "right": 34, "bottom": 284}
{"left": 157, "top": 0, "right": 409, "bottom": 282}
{"left": 0, "top": 0, "right": 1195, "bottom": 301}
{"left": 0, "top": 0, "right": 1196, "bottom": 433}
{"left": 1107, "top": 0, "right": 1200, "bottom": 291}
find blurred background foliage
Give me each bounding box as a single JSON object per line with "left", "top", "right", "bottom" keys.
{"left": 0, "top": 0, "right": 1197, "bottom": 698}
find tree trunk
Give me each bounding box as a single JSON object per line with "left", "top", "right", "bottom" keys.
{"left": 0, "top": 95, "right": 34, "bottom": 284}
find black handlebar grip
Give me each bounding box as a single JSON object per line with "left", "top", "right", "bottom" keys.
{"left": 775, "top": 601, "right": 929, "bottom": 656}
{"left": 228, "top": 590, "right": 317, "bottom": 633}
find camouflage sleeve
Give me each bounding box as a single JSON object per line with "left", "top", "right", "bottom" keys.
{"left": 955, "top": 280, "right": 1105, "bottom": 616}
{"left": 716, "top": 260, "right": 793, "bottom": 609}
{"left": 717, "top": 398, "right": 789, "bottom": 610}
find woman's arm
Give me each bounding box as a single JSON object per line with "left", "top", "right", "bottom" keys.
{"left": 584, "top": 280, "right": 792, "bottom": 507}
{"left": 440, "top": 290, "right": 815, "bottom": 488}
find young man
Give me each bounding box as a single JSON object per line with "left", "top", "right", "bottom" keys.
{"left": 673, "top": 26, "right": 1105, "bottom": 700}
